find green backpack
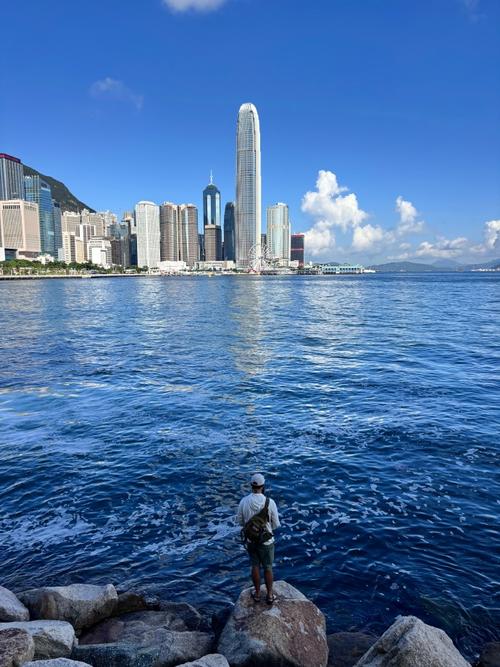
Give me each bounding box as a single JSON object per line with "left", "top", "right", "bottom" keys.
{"left": 242, "top": 497, "right": 273, "bottom": 545}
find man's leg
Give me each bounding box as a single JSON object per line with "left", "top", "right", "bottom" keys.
{"left": 251, "top": 565, "right": 261, "bottom": 597}
{"left": 263, "top": 544, "right": 275, "bottom": 601}
{"left": 264, "top": 567, "right": 273, "bottom": 598}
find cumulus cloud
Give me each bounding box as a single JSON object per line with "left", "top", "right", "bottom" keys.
{"left": 301, "top": 169, "right": 498, "bottom": 263}
{"left": 162, "top": 0, "right": 228, "bottom": 11}
{"left": 301, "top": 170, "right": 368, "bottom": 255}
{"left": 483, "top": 220, "right": 500, "bottom": 251}
{"left": 89, "top": 78, "right": 143, "bottom": 111}
{"left": 395, "top": 196, "right": 425, "bottom": 234}
{"left": 414, "top": 237, "right": 469, "bottom": 259}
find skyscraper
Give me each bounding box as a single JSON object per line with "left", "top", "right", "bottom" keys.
{"left": 203, "top": 175, "right": 221, "bottom": 228}
{"left": 135, "top": 201, "right": 160, "bottom": 268}
{"left": 291, "top": 233, "right": 305, "bottom": 267}
{"left": 0, "top": 154, "right": 24, "bottom": 200}
{"left": 159, "top": 202, "right": 180, "bottom": 262}
{"left": 52, "top": 201, "right": 62, "bottom": 258}
{"left": 267, "top": 202, "right": 290, "bottom": 265}
{"left": 235, "top": 103, "right": 261, "bottom": 269}
{"left": 24, "top": 174, "right": 56, "bottom": 256}
{"left": 223, "top": 202, "right": 235, "bottom": 261}
{"left": 179, "top": 204, "right": 199, "bottom": 267}
{"left": 203, "top": 175, "right": 222, "bottom": 260}
{"left": 204, "top": 225, "right": 222, "bottom": 261}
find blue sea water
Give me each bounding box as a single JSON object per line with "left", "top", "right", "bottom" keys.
{"left": 0, "top": 273, "right": 498, "bottom": 659}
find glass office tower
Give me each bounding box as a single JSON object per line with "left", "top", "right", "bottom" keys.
{"left": 235, "top": 103, "right": 261, "bottom": 269}
{"left": 203, "top": 178, "right": 221, "bottom": 228}
{"left": 24, "top": 175, "right": 56, "bottom": 256}
{"left": 223, "top": 202, "right": 235, "bottom": 261}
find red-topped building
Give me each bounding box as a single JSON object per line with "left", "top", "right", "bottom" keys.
{"left": 291, "top": 233, "right": 305, "bottom": 267}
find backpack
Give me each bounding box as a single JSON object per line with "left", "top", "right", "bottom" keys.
{"left": 242, "top": 497, "right": 273, "bottom": 545}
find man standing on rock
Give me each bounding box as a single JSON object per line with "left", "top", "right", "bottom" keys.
{"left": 237, "top": 473, "right": 280, "bottom": 605}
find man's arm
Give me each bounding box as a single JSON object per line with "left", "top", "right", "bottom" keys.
{"left": 236, "top": 500, "right": 245, "bottom": 526}
{"left": 270, "top": 499, "right": 281, "bottom": 530}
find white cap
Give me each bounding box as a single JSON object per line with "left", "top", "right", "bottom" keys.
{"left": 251, "top": 473, "right": 265, "bottom": 487}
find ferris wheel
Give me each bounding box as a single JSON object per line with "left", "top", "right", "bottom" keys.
{"left": 247, "top": 243, "right": 274, "bottom": 273}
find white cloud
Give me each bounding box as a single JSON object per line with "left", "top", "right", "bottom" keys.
{"left": 415, "top": 237, "right": 469, "bottom": 259}
{"left": 483, "top": 220, "right": 500, "bottom": 250}
{"left": 301, "top": 170, "right": 368, "bottom": 255}
{"left": 89, "top": 78, "right": 143, "bottom": 111}
{"left": 395, "top": 196, "right": 424, "bottom": 234}
{"left": 162, "top": 0, "right": 228, "bottom": 11}
{"left": 352, "top": 224, "right": 391, "bottom": 252}
{"left": 301, "top": 169, "right": 498, "bottom": 263}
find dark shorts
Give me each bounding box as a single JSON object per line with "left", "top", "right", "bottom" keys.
{"left": 247, "top": 542, "right": 275, "bottom": 571}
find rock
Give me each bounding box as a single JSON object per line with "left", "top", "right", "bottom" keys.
{"left": 158, "top": 602, "right": 210, "bottom": 632}
{"left": 24, "top": 661, "right": 92, "bottom": 667}
{"left": 211, "top": 605, "right": 233, "bottom": 641}
{"left": 0, "top": 587, "right": 29, "bottom": 622}
{"left": 353, "top": 615, "right": 470, "bottom": 666}
{"left": 18, "top": 584, "right": 118, "bottom": 634}
{"left": 74, "top": 610, "right": 214, "bottom": 667}
{"left": 72, "top": 642, "right": 159, "bottom": 667}
{"left": 217, "top": 580, "right": 328, "bottom": 667}
{"left": 477, "top": 643, "right": 500, "bottom": 667}
{"left": 328, "top": 632, "right": 378, "bottom": 667}
{"left": 0, "top": 621, "right": 75, "bottom": 659}
{"left": 0, "top": 628, "right": 35, "bottom": 667}
{"left": 114, "top": 591, "right": 161, "bottom": 616}
{"left": 176, "top": 655, "right": 230, "bottom": 667}
{"left": 79, "top": 610, "right": 189, "bottom": 643}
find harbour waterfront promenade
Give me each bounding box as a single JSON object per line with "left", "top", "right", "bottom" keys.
{"left": 0, "top": 273, "right": 498, "bottom": 662}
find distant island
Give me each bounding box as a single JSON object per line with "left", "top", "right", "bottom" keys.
{"left": 367, "top": 259, "right": 500, "bottom": 273}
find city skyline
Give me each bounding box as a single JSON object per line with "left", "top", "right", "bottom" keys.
{"left": 1, "top": 0, "right": 499, "bottom": 264}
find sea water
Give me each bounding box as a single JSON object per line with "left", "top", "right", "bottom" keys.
{"left": 0, "top": 273, "right": 498, "bottom": 658}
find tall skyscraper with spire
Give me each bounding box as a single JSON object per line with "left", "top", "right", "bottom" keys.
{"left": 203, "top": 172, "right": 221, "bottom": 228}
{"left": 235, "top": 103, "right": 261, "bottom": 269}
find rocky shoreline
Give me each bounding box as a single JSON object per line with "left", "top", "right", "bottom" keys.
{"left": 0, "top": 582, "right": 497, "bottom": 667}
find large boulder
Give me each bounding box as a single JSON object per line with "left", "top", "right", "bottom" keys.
{"left": 0, "top": 587, "right": 29, "bottom": 622}
{"left": 477, "top": 643, "right": 500, "bottom": 667}
{"left": 19, "top": 584, "right": 118, "bottom": 634}
{"left": 0, "top": 620, "right": 75, "bottom": 659}
{"left": 353, "top": 615, "right": 470, "bottom": 666}
{"left": 24, "top": 661, "right": 92, "bottom": 667}
{"left": 73, "top": 609, "right": 214, "bottom": 667}
{"left": 0, "top": 628, "right": 35, "bottom": 667}
{"left": 328, "top": 632, "right": 378, "bottom": 667}
{"left": 176, "top": 656, "right": 230, "bottom": 667}
{"left": 114, "top": 591, "right": 161, "bottom": 616}
{"left": 217, "top": 580, "right": 328, "bottom": 667}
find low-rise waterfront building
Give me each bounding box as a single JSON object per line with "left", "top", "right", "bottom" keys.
{"left": 158, "top": 260, "right": 188, "bottom": 274}
{"left": 195, "top": 260, "right": 236, "bottom": 272}
{"left": 316, "top": 263, "right": 365, "bottom": 274}
{"left": 0, "top": 200, "right": 41, "bottom": 259}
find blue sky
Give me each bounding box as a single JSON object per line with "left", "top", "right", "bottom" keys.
{"left": 1, "top": 0, "right": 499, "bottom": 263}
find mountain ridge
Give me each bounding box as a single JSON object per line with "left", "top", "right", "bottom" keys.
{"left": 23, "top": 165, "right": 95, "bottom": 213}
